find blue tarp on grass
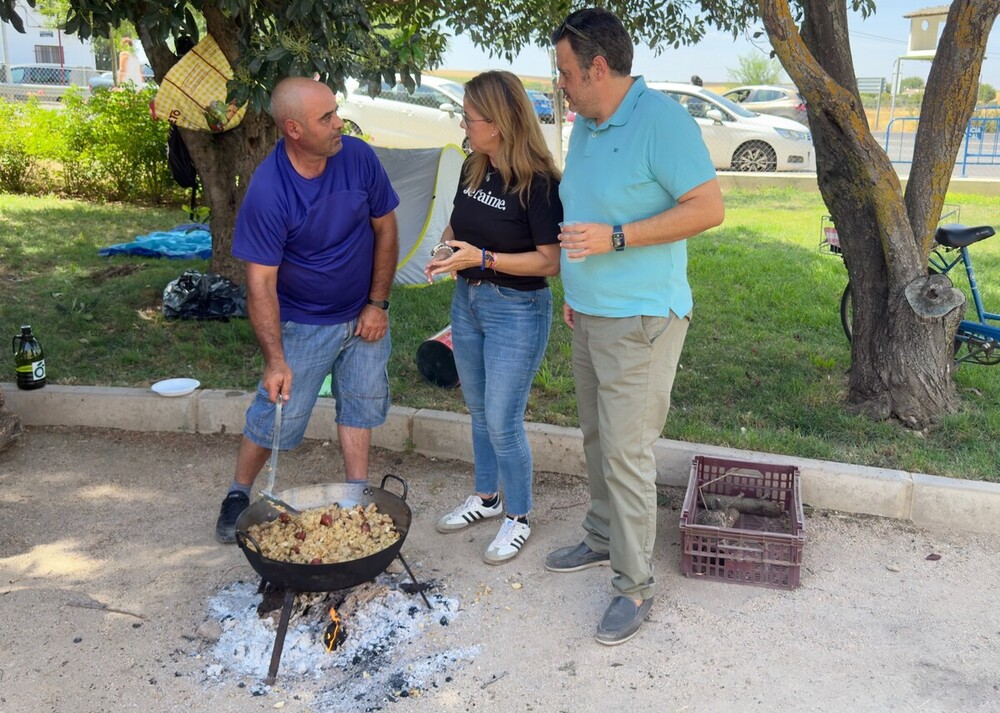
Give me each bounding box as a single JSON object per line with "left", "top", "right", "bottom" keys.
{"left": 99, "top": 223, "right": 211, "bottom": 260}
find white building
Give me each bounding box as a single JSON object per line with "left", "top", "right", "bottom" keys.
{"left": 1, "top": 0, "right": 97, "bottom": 73}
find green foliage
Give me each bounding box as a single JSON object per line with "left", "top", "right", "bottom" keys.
{"left": 979, "top": 82, "right": 997, "bottom": 105}
{"left": 0, "top": 101, "right": 37, "bottom": 192}
{"left": 899, "top": 76, "right": 925, "bottom": 92}
{"left": 727, "top": 52, "right": 782, "bottom": 85}
{"left": 0, "top": 88, "right": 176, "bottom": 202}
{"left": 183, "top": 204, "right": 211, "bottom": 223}
{"left": 10, "top": 0, "right": 775, "bottom": 118}
{"left": 75, "top": 87, "right": 172, "bottom": 199}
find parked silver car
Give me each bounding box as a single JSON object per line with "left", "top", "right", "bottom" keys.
{"left": 0, "top": 64, "right": 99, "bottom": 102}
{"left": 88, "top": 65, "right": 155, "bottom": 92}
{"left": 723, "top": 85, "right": 808, "bottom": 125}
{"left": 338, "top": 76, "right": 470, "bottom": 151}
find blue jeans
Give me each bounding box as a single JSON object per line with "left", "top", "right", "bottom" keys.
{"left": 244, "top": 320, "right": 390, "bottom": 450}
{"left": 450, "top": 278, "right": 552, "bottom": 515}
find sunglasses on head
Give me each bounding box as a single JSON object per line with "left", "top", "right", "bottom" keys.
{"left": 556, "top": 18, "right": 593, "bottom": 44}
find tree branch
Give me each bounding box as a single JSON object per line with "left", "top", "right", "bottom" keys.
{"left": 905, "top": 0, "right": 1000, "bottom": 253}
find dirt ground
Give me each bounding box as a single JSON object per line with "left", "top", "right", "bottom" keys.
{"left": 1, "top": 426, "right": 999, "bottom": 713}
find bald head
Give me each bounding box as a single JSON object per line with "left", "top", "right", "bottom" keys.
{"left": 269, "top": 77, "right": 334, "bottom": 135}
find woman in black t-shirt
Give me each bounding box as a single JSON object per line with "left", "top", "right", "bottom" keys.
{"left": 425, "top": 70, "right": 563, "bottom": 564}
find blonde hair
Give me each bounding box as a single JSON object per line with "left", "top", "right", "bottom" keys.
{"left": 462, "top": 71, "right": 560, "bottom": 206}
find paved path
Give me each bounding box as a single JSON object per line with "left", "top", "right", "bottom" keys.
{"left": 1, "top": 427, "right": 998, "bottom": 712}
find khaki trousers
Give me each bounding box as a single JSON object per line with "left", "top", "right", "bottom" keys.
{"left": 572, "top": 311, "right": 689, "bottom": 600}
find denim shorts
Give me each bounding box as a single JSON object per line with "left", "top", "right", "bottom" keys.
{"left": 243, "top": 320, "right": 390, "bottom": 450}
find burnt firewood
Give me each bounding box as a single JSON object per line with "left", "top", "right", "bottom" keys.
{"left": 701, "top": 494, "right": 783, "bottom": 517}
{"left": 696, "top": 507, "right": 740, "bottom": 528}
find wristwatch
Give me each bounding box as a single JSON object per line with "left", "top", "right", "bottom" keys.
{"left": 366, "top": 298, "right": 390, "bottom": 311}
{"left": 611, "top": 224, "right": 626, "bottom": 252}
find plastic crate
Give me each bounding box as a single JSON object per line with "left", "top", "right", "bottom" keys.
{"left": 680, "top": 455, "right": 805, "bottom": 590}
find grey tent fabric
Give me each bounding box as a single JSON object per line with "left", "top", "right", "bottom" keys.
{"left": 372, "top": 144, "right": 465, "bottom": 285}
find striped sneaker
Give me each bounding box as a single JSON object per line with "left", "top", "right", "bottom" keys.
{"left": 436, "top": 495, "right": 503, "bottom": 533}
{"left": 484, "top": 517, "right": 531, "bottom": 564}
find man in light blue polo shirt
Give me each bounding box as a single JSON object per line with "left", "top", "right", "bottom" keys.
{"left": 545, "top": 8, "right": 724, "bottom": 645}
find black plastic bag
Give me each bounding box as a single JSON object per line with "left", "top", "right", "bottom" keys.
{"left": 162, "top": 269, "right": 247, "bottom": 321}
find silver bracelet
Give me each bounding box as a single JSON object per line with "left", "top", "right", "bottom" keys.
{"left": 430, "top": 242, "right": 455, "bottom": 258}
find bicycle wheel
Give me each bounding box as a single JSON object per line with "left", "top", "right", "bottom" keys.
{"left": 840, "top": 282, "right": 853, "bottom": 341}
{"left": 953, "top": 327, "right": 1000, "bottom": 365}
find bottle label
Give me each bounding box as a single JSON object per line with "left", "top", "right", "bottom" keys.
{"left": 16, "top": 359, "right": 45, "bottom": 381}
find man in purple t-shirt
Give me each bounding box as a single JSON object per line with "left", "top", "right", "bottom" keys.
{"left": 215, "top": 77, "right": 400, "bottom": 543}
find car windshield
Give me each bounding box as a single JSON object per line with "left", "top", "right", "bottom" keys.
{"left": 440, "top": 81, "right": 465, "bottom": 103}
{"left": 696, "top": 88, "right": 757, "bottom": 118}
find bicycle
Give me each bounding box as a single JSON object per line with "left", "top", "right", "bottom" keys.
{"left": 822, "top": 216, "right": 1000, "bottom": 366}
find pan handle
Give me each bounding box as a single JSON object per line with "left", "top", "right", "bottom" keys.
{"left": 236, "top": 529, "right": 264, "bottom": 556}
{"left": 380, "top": 473, "right": 408, "bottom": 501}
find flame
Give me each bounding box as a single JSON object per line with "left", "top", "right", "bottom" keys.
{"left": 324, "top": 607, "right": 343, "bottom": 653}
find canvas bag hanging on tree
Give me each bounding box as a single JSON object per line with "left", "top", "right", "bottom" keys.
{"left": 151, "top": 34, "right": 246, "bottom": 133}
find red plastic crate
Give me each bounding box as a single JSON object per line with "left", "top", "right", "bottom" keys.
{"left": 680, "top": 455, "right": 805, "bottom": 590}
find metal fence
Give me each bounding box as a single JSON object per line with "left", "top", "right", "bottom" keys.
{"left": 883, "top": 106, "right": 1000, "bottom": 178}
{"left": 0, "top": 64, "right": 103, "bottom": 103}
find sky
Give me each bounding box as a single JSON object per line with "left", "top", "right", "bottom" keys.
{"left": 441, "top": 2, "right": 1000, "bottom": 89}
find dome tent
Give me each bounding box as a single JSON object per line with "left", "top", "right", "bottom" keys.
{"left": 374, "top": 144, "right": 466, "bottom": 285}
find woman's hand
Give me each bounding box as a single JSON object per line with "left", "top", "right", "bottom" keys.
{"left": 424, "top": 240, "right": 479, "bottom": 282}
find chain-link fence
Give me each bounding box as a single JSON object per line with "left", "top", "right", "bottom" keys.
{"left": 0, "top": 64, "right": 103, "bottom": 103}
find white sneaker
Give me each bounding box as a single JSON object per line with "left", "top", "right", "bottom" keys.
{"left": 436, "top": 495, "right": 503, "bottom": 533}
{"left": 484, "top": 518, "right": 531, "bottom": 564}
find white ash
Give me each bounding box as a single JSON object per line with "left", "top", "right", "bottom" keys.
{"left": 200, "top": 573, "right": 476, "bottom": 707}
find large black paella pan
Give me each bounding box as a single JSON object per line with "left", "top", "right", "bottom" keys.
{"left": 235, "top": 474, "right": 412, "bottom": 593}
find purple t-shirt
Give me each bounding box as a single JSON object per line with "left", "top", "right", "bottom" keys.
{"left": 232, "top": 136, "right": 399, "bottom": 324}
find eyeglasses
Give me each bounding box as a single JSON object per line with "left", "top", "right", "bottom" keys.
{"left": 463, "top": 116, "right": 492, "bottom": 124}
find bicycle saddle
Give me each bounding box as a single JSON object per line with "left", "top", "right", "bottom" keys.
{"left": 934, "top": 223, "right": 995, "bottom": 249}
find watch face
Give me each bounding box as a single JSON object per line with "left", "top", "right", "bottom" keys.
{"left": 612, "top": 232, "right": 625, "bottom": 250}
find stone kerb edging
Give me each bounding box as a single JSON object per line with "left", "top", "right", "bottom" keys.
{"left": 3, "top": 383, "right": 998, "bottom": 535}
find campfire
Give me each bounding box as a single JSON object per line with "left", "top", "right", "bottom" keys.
{"left": 203, "top": 572, "right": 474, "bottom": 705}
{"left": 234, "top": 476, "right": 432, "bottom": 683}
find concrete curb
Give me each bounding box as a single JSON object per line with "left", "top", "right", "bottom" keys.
{"left": 4, "top": 382, "right": 999, "bottom": 535}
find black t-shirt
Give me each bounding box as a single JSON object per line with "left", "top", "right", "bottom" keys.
{"left": 449, "top": 163, "right": 563, "bottom": 290}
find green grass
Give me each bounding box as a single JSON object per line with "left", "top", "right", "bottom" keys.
{"left": 2, "top": 189, "right": 1000, "bottom": 482}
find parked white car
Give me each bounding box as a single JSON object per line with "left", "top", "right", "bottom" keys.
{"left": 338, "top": 75, "right": 469, "bottom": 151}
{"left": 648, "top": 82, "right": 813, "bottom": 172}
{"left": 563, "top": 82, "right": 812, "bottom": 172}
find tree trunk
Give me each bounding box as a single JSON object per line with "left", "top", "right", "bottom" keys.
{"left": 905, "top": 1, "right": 1000, "bottom": 247}
{"left": 142, "top": 10, "right": 279, "bottom": 284}
{"left": 179, "top": 113, "right": 276, "bottom": 282}
{"left": 759, "top": 0, "right": 971, "bottom": 429}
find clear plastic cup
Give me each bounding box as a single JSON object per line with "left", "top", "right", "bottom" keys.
{"left": 559, "top": 221, "right": 586, "bottom": 262}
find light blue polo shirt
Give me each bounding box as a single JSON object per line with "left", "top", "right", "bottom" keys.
{"left": 560, "top": 76, "right": 716, "bottom": 318}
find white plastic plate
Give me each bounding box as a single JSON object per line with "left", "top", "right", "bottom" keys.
{"left": 151, "top": 378, "right": 200, "bottom": 397}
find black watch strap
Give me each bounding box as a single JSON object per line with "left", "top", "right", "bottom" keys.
{"left": 366, "top": 298, "right": 390, "bottom": 310}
